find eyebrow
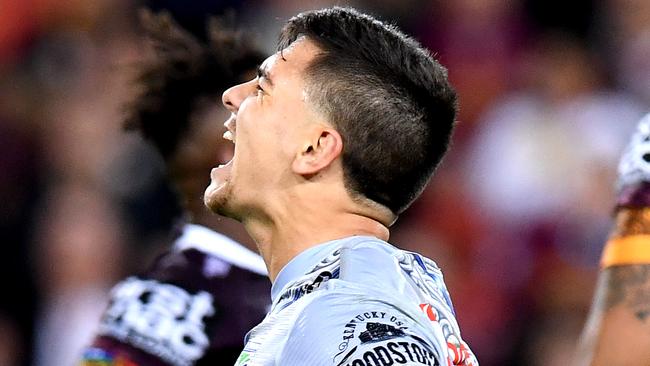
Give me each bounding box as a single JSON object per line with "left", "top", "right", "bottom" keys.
{"left": 257, "top": 65, "right": 274, "bottom": 87}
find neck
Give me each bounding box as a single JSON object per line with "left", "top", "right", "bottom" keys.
{"left": 242, "top": 191, "right": 390, "bottom": 283}
{"left": 177, "top": 182, "right": 260, "bottom": 253}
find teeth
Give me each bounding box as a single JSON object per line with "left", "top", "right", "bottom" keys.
{"left": 223, "top": 114, "right": 236, "bottom": 143}
{"left": 223, "top": 130, "right": 234, "bottom": 142}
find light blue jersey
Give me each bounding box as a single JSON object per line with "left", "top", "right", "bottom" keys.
{"left": 236, "top": 236, "right": 477, "bottom": 366}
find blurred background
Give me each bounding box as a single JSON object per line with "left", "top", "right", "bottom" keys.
{"left": 0, "top": 0, "right": 648, "bottom": 365}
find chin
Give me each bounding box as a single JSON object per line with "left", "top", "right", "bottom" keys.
{"left": 205, "top": 183, "right": 246, "bottom": 223}
{"left": 204, "top": 182, "right": 229, "bottom": 213}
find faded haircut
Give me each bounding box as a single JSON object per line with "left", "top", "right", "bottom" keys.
{"left": 278, "top": 7, "right": 458, "bottom": 215}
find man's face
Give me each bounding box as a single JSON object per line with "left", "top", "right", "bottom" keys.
{"left": 204, "top": 38, "right": 323, "bottom": 219}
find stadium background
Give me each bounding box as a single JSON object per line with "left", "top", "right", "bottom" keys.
{"left": 0, "top": 0, "right": 648, "bottom": 364}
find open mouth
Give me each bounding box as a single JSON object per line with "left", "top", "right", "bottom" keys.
{"left": 210, "top": 159, "right": 232, "bottom": 181}
{"left": 209, "top": 115, "right": 236, "bottom": 181}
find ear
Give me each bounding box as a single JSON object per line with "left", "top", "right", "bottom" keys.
{"left": 292, "top": 127, "right": 343, "bottom": 176}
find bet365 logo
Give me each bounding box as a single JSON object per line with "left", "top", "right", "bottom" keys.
{"left": 99, "top": 277, "right": 215, "bottom": 366}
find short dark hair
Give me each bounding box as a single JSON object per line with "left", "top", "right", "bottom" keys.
{"left": 125, "top": 10, "right": 264, "bottom": 160}
{"left": 278, "top": 7, "right": 457, "bottom": 215}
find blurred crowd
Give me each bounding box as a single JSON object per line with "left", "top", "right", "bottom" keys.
{"left": 1, "top": 0, "right": 648, "bottom": 365}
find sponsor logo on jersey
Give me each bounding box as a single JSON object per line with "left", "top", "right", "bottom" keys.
{"left": 333, "top": 310, "right": 438, "bottom": 366}
{"left": 277, "top": 270, "right": 334, "bottom": 309}
{"left": 335, "top": 311, "right": 408, "bottom": 360}
{"left": 98, "top": 277, "right": 215, "bottom": 366}
{"left": 333, "top": 311, "right": 442, "bottom": 366}
{"left": 358, "top": 322, "right": 406, "bottom": 343}
{"left": 339, "top": 341, "right": 440, "bottom": 366}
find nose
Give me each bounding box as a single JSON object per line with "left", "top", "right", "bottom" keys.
{"left": 222, "top": 81, "right": 251, "bottom": 113}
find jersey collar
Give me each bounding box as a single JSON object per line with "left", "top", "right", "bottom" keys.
{"left": 270, "top": 238, "right": 345, "bottom": 303}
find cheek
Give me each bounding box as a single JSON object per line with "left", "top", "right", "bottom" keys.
{"left": 236, "top": 100, "right": 299, "bottom": 169}
{"left": 254, "top": 133, "right": 285, "bottom": 166}
{"left": 239, "top": 132, "right": 290, "bottom": 184}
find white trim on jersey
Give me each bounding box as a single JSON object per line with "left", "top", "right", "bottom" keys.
{"left": 174, "top": 224, "right": 268, "bottom": 276}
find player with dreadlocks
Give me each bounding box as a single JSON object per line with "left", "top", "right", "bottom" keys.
{"left": 80, "top": 10, "right": 269, "bottom": 366}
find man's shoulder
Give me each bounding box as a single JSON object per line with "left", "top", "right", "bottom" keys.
{"left": 337, "top": 236, "right": 441, "bottom": 274}
{"left": 336, "top": 236, "right": 400, "bottom": 276}
{"left": 335, "top": 237, "right": 445, "bottom": 297}
{"left": 278, "top": 291, "right": 445, "bottom": 366}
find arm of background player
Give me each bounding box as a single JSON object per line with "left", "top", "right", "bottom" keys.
{"left": 575, "top": 208, "right": 650, "bottom": 366}
{"left": 575, "top": 113, "right": 650, "bottom": 366}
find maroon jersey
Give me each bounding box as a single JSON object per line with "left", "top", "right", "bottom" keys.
{"left": 81, "top": 224, "right": 270, "bottom": 366}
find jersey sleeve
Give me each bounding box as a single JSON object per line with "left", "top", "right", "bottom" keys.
{"left": 276, "top": 291, "right": 444, "bottom": 366}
